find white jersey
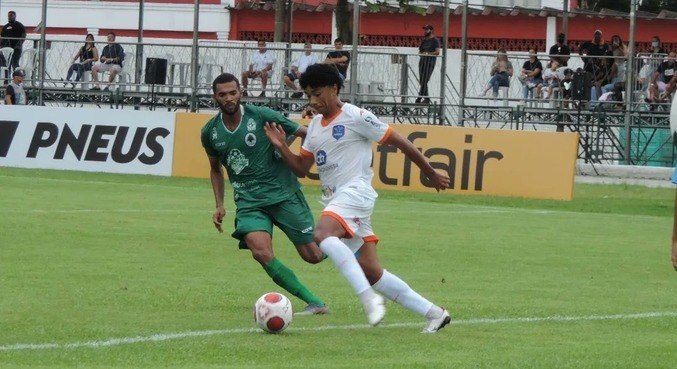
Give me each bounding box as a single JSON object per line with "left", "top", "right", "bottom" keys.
{"left": 251, "top": 51, "right": 275, "bottom": 73}
{"left": 301, "top": 103, "right": 393, "bottom": 203}
{"left": 293, "top": 53, "right": 320, "bottom": 74}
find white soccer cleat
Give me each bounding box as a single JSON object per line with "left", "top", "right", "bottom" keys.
{"left": 421, "top": 308, "right": 451, "bottom": 333}
{"left": 363, "top": 293, "right": 386, "bottom": 326}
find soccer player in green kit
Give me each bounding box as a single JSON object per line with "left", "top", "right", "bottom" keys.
{"left": 201, "top": 73, "right": 328, "bottom": 315}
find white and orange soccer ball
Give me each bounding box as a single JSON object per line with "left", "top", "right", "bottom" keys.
{"left": 253, "top": 292, "right": 293, "bottom": 333}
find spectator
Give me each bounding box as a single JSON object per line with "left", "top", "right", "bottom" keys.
{"left": 601, "top": 37, "right": 627, "bottom": 95}
{"left": 647, "top": 51, "right": 676, "bottom": 104}
{"left": 541, "top": 59, "right": 561, "bottom": 100}
{"left": 241, "top": 39, "right": 275, "bottom": 97}
{"left": 283, "top": 41, "right": 319, "bottom": 98}
{"left": 5, "top": 69, "right": 26, "bottom": 105}
{"left": 548, "top": 33, "right": 570, "bottom": 67}
{"left": 65, "top": 34, "right": 98, "bottom": 88}
{"left": 479, "top": 47, "right": 513, "bottom": 98}
{"left": 609, "top": 34, "right": 628, "bottom": 57}
{"left": 519, "top": 49, "right": 544, "bottom": 100}
{"left": 416, "top": 24, "right": 441, "bottom": 104}
{"left": 0, "top": 11, "right": 26, "bottom": 76}
{"left": 649, "top": 35, "right": 666, "bottom": 56}
{"left": 90, "top": 32, "right": 124, "bottom": 91}
{"left": 580, "top": 29, "right": 611, "bottom": 76}
{"left": 324, "top": 38, "right": 350, "bottom": 81}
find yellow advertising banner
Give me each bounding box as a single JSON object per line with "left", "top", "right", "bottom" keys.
{"left": 172, "top": 112, "right": 579, "bottom": 200}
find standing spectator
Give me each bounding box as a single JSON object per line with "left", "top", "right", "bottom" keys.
{"left": 0, "top": 11, "right": 26, "bottom": 76}
{"left": 647, "top": 51, "right": 677, "bottom": 104}
{"left": 241, "top": 39, "right": 275, "bottom": 97}
{"left": 548, "top": 33, "right": 570, "bottom": 67}
{"left": 283, "top": 41, "right": 319, "bottom": 98}
{"left": 65, "top": 34, "right": 99, "bottom": 88}
{"left": 324, "top": 38, "right": 350, "bottom": 81}
{"left": 519, "top": 49, "right": 544, "bottom": 100}
{"left": 90, "top": 32, "right": 125, "bottom": 91}
{"left": 5, "top": 69, "right": 26, "bottom": 105}
{"left": 416, "top": 24, "right": 441, "bottom": 104}
{"left": 580, "top": 30, "right": 611, "bottom": 103}
{"left": 480, "top": 47, "right": 513, "bottom": 97}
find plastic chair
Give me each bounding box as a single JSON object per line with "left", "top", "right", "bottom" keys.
{"left": 18, "top": 48, "right": 36, "bottom": 82}
{"left": 0, "top": 47, "right": 15, "bottom": 82}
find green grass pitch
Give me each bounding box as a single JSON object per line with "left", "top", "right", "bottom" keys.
{"left": 1, "top": 167, "right": 676, "bottom": 368}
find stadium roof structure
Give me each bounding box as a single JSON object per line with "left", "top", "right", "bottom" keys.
{"left": 229, "top": 0, "right": 677, "bottom": 20}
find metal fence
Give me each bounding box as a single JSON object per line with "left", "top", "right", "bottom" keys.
{"left": 3, "top": 36, "right": 675, "bottom": 167}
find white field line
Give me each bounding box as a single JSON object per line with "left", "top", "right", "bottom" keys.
{"left": 1, "top": 311, "right": 675, "bottom": 352}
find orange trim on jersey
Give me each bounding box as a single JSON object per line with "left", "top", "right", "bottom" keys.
{"left": 378, "top": 126, "right": 394, "bottom": 144}
{"left": 320, "top": 109, "right": 342, "bottom": 127}
{"left": 300, "top": 147, "right": 314, "bottom": 157}
{"left": 320, "top": 211, "right": 356, "bottom": 238}
{"left": 363, "top": 235, "right": 379, "bottom": 245}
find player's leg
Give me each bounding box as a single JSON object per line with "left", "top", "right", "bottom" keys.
{"left": 234, "top": 207, "right": 325, "bottom": 309}
{"left": 356, "top": 241, "right": 450, "bottom": 333}
{"left": 270, "top": 191, "right": 328, "bottom": 314}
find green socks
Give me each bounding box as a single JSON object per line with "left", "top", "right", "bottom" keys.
{"left": 263, "top": 258, "right": 325, "bottom": 306}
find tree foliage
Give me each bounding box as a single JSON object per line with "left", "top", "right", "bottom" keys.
{"left": 580, "top": 0, "right": 677, "bottom": 12}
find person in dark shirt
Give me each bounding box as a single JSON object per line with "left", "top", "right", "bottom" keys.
{"left": 647, "top": 51, "right": 676, "bottom": 103}
{"left": 416, "top": 24, "right": 441, "bottom": 104}
{"left": 0, "top": 11, "right": 26, "bottom": 74}
{"left": 65, "top": 34, "right": 99, "bottom": 87}
{"left": 548, "top": 33, "right": 570, "bottom": 67}
{"left": 324, "top": 38, "right": 350, "bottom": 80}
{"left": 90, "top": 32, "right": 125, "bottom": 90}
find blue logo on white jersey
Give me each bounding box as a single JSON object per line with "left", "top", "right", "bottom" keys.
{"left": 316, "top": 150, "right": 327, "bottom": 166}
{"left": 332, "top": 125, "right": 345, "bottom": 140}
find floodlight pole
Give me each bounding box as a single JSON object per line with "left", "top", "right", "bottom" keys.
{"left": 135, "top": 0, "right": 145, "bottom": 89}
{"left": 457, "top": 0, "right": 468, "bottom": 126}
{"left": 349, "top": 0, "right": 359, "bottom": 104}
{"left": 190, "top": 0, "right": 200, "bottom": 112}
{"left": 37, "top": 0, "right": 47, "bottom": 105}
{"left": 624, "top": 0, "right": 637, "bottom": 165}
{"left": 438, "top": 0, "right": 449, "bottom": 125}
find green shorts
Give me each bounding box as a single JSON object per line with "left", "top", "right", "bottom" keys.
{"left": 232, "top": 190, "right": 315, "bottom": 249}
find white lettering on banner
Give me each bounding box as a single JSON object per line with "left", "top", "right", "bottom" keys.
{"left": 0, "top": 106, "right": 176, "bottom": 176}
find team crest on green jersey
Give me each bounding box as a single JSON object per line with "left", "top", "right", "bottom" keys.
{"left": 227, "top": 149, "right": 249, "bottom": 174}
{"left": 247, "top": 118, "right": 256, "bottom": 132}
{"left": 245, "top": 133, "right": 257, "bottom": 147}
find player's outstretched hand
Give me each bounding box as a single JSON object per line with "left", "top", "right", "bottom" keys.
{"left": 264, "top": 122, "right": 287, "bottom": 148}
{"left": 430, "top": 169, "right": 451, "bottom": 192}
{"left": 672, "top": 239, "right": 677, "bottom": 271}
{"left": 213, "top": 206, "right": 225, "bottom": 233}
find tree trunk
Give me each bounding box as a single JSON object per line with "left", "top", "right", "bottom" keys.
{"left": 274, "top": 0, "right": 286, "bottom": 42}
{"left": 335, "top": 0, "right": 351, "bottom": 42}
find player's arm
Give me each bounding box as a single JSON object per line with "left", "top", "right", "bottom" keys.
{"left": 382, "top": 130, "right": 450, "bottom": 192}
{"left": 207, "top": 155, "right": 226, "bottom": 233}
{"left": 264, "top": 123, "right": 314, "bottom": 178}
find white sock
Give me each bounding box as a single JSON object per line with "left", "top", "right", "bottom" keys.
{"left": 319, "top": 236, "right": 371, "bottom": 295}
{"left": 372, "top": 269, "right": 435, "bottom": 317}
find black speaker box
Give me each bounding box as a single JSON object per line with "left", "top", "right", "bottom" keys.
{"left": 145, "top": 57, "right": 167, "bottom": 85}
{"left": 572, "top": 70, "right": 592, "bottom": 101}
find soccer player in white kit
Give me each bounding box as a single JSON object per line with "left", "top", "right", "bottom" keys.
{"left": 264, "top": 63, "right": 452, "bottom": 332}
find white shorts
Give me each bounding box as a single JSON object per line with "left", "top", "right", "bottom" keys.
{"left": 321, "top": 186, "right": 378, "bottom": 253}
{"left": 94, "top": 62, "right": 122, "bottom": 74}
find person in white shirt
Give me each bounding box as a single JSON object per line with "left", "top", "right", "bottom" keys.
{"left": 283, "top": 41, "right": 320, "bottom": 98}
{"left": 241, "top": 40, "right": 275, "bottom": 97}
{"left": 264, "top": 63, "right": 452, "bottom": 333}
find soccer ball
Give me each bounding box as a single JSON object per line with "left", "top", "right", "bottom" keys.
{"left": 253, "top": 292, "right": 293, "bottom": 333}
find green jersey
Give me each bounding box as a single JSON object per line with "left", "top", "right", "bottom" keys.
{"left": 201, "top": 104, "right": 302, "bottom": 208}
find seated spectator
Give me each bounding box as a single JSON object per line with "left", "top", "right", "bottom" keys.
{"left": 241, "top": 39, "right": 275, "bottom": 97}
{"left": 601, "top": 44, "right": 627, "bottom": 95}
{"left": 90, "top": 32, "right": 124, "bottom": 91}
{"left": 65, "top": 34, "right": 98, "bottom": 88}
{"left": 324, "top": 38, "right": 350, "bottom": 80}
{"left": 647, "top": 51, "right": 677, "bottom": 104}
{"left": 518, "top": 49, "right": 544, "bottom": 100}
{"left": 560, "top": 68, "right": 574, "bottom": 101}
{"left": 541, "top": 59, "right": 561, "bottom": 99}
{"left": 637, "top": 56, "right": 654, "bottom": 89}
{"left": 4, "top": 68, "right": 25, "bottom": 105}
{"left": 283, "top": 41, "right": 319, "bottom": 98}
{"left": 480, "top": 48, "right": 512, "bottom": 97}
